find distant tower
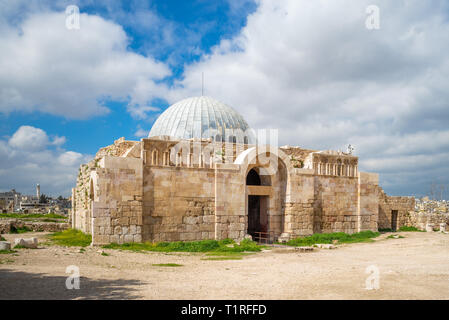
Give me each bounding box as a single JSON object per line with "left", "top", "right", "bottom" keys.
{"left": 36, "top": 184, "right": 40, "bottom": 199}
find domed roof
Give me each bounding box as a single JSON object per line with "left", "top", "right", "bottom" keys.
{"left": 149, "top": 96, "right": 254, "bottom": 143}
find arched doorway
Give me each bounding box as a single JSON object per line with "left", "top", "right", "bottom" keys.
{"left": 246, "top": 168, "right": 269, "bottom": 240}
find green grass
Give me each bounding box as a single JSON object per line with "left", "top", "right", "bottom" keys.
{"left": 285, "top": 231, "right": 380, "bottom": 247}
{"left": 49, "top": 229, "right": 92, "bottom": 247}
{"left": 398, "top": 226, "right": 425, "bottom": 232}
{"left": 0, "top": 213, "right": 67, "bottom": 219}
{"left": 0, "top": 249, "right": 16, "bottom": 254}
{"left": 152, "top": 263, "right": 183, "bottom": 267}
{"left": 13, "top": 245, "right": 30, "bottom": 249}
{"left": 102, "top": 238, "right": 263, "bottom": 254}
{"left": 202, "top": 251, "right": 255, "bottom": 261}
{"left": 101, "top": 252, "right": 109, "bottom": 256}
{"left": 0, "top": 235, "right": 5, "bottom": 241}
{"left": 9, "top": 225, "right": 32, "bottom": 234}
{"left": 378, "top": 228, "right": 393, "bottom": 233}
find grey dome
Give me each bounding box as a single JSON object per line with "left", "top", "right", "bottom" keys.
{"left": 149, "top": 96, "right": 254, "bottom": 143}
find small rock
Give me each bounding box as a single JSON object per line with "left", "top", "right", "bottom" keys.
{"left": 0, "top": 241, "right": 11, "bottom": 250}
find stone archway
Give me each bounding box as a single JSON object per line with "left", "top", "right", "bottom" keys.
{"left": 235, "top": 147, "right": 290, "bottom": 242}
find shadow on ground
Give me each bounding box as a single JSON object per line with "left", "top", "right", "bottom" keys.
{"left": 0, "top": 268, "right": 145, "bottom": 299}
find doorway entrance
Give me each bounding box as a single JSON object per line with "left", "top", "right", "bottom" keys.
{"left": 247, "top": 195, "right": 268, "bottom": 237}
{"left": 246, "top": 168, "right": 270, "bottom": 242}
{"left": 391, "top": 210, "right": 398, "bottom": 231}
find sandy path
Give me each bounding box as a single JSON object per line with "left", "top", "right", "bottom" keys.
{"left": 1, "top": 231, "right": 449, "bottom": 300}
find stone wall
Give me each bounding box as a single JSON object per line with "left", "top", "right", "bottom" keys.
{"left": 358, "top": 172, "right": 379, "bottom": 232}
{"left": 89, "top": 156, "right": 143, "bottom": 245}
{"left": 378, "top": 188, "right": 415, "bottom": 230}
{"left": 284, "top": 169, "right": 315, "bottom": 237}
{"left": 215, "top": 164, "right": 246, "bottom": 240}
{"left": 313, "top": 175, "right": 359, "bottom": 233}
{"left": 72, "top": 137, "right": 138, "bottom": 234}
{"left": 402, "top": 212, "right": 449, "bottom": 230}
{"left": 0, "top": 219, "right": 69, "bottom": 234}
{"left": 143, "top": 165, "right": 216, "bottom": 242}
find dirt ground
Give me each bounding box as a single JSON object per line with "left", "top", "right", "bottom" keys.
{"left": 1, "top": 231, "right": 449, "bottom": 300}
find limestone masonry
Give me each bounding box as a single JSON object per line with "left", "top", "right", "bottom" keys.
{"left": 72, "top": 96, "right": 415, "bottom": 245}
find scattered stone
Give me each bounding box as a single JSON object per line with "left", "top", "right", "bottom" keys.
{"left": 294, "top": 246, "right": 314, "bottom": 252}
{"left": 277, "top": 233, "right": 291, "bottom": 243}
{"left": 440, "top": 223, "right": 447, "bottom": 233}
{"left": 14, "top": 237, "right": 38, "bottom": 249}
{"left": 315, "top": 244, "right": 336, "bottom": 249}
{"left": 0, "top": 241, "right": 11, "bottom": 250}
{"left": 426, "top": 223, "right": 435, "bottom": 232}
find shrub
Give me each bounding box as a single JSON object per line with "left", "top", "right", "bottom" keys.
{"left": 398, "top": 226, "right": 424, "bottom": 232}
{"left": 9, "top": 225, "right": 32, "bottom": 234}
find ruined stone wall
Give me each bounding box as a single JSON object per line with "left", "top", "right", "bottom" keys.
{"left": 0, "top": 219, "right": 69, "bottom": 233}
{"left": 313, "top": 175, "right": 359, "bottom": 233}
{"left": 72, "top": 162, "right": 93, "bottom": 233}
{"left": 279, "top": 146, "right": 315, "bottom": 168}
{"left": 142, "top": 166, "right": 216, "bottom": 242}
{"left": 403, "top": 212, "right": 449, "bottom": 230}
{"left": 72, "top": 137, "right": 140, "bottom": 235}
{"left": 378, "top": 188, "right": 415, "bottom": 230}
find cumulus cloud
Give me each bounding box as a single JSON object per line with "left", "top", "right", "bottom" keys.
{"left": 0, "top": 126, "right": 91, "bottom": 196}
{"left": 0, "top": 9, "right": 170, "bottom": 119}
{"left": 167, "top": 0, "right": 449, "bottom": 196}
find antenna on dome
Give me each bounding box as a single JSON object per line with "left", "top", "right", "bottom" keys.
{"left": 202, "top": 72, "right": 204, "bottom": 96}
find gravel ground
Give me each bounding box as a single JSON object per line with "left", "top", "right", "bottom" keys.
{"left": 1, "top": 231, "right": 449, "bottom": 300}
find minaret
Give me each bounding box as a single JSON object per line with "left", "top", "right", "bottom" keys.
{"left": 36, "top": 184, "right": 40, "bottom": 199}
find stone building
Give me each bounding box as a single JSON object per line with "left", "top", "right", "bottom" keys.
{"left": 72, "top": 96, "right": 414, "bottom": 245}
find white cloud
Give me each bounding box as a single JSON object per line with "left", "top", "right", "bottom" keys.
{"left": 0, "top": 126, "right": 91, "bottom": 196}
{"left": 0, "top": 10, "right": 171, "bottom": 119}
{"left": 9, "top": 126, "right": 49, "bottom": 150}
{"left": 166, "top": 0, "right": 449, "bottom": 196}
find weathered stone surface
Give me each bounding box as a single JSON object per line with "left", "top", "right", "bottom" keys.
{"left": 14, "top": 237, "right": 38, "bottom": 249}
{"left": 0, "top": 241, "right": 11, "bottom": 250}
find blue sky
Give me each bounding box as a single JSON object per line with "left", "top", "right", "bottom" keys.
{"left": 1, "top": 0, "right": 449, "bottom": 198}
{"left": 0, "top": 0, "right": 257, "bottom": 154}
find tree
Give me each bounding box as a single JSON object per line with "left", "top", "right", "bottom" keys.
{"left": 39, "top": 194, "right": 49, "bottom": 204}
